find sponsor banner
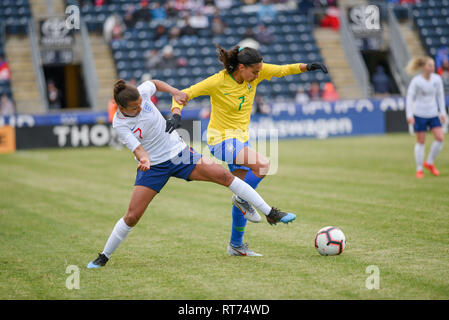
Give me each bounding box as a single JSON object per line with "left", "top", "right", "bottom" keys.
{"left": 199, "top": 98, "right": 387, "bottom": 140}
{"left": 14, "top": 120, "right": 195, "bottom": 150}
{"left": 16, "top": 124, "right": 117, "bottom": 149}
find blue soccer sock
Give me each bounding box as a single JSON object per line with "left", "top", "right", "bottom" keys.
{"left": 230, "top": 170, "right": 264, "bottom": 247}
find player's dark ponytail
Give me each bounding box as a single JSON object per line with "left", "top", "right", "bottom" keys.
{"left": 215, "top": 44, "right": 263, "bottom": 74}
{"left": 113, "top": 79, "right": 140, "bottom": 108}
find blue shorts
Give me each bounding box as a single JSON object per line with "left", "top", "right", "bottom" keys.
{"left": 208, "top": 138, "right": 250, "bottom": 172}
{"left": 134, "top": 146, "right": 202, "bottom": 192}
{"left": 414, "top": 116, "right": 441, "bottom": 132}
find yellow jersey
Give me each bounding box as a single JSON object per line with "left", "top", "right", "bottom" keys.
{"left": 171, "top": 63, "right": 304, "bottom": 145}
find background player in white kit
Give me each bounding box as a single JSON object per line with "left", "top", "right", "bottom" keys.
{"left": 87, "top": 79, "right": 296, "bottom": 268}
{"left": 405, "top": 56, "right": 447, "bottom": 178}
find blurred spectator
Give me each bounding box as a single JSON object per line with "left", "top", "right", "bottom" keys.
{"left": 0, "top": 55, "right": 11, "bottom": 81}
{"left": 322, "top": 82, "right": 339, "bottom": 101}
{"left": 440, "top": 60, "right": 449, "bottom": 89}
{"left": 243, "top": 0, "right": 258, "bottom": 4}
{"left": 238, "top": 27, "right": 260, "bottom": 50}
{"left": 199, "top": 106, "right": 211, "bottom": 119}
{"left": 161, "top": 45, "right": 178, "bottom": 69}
{"left": 216, "top": 0, "right": 233, "bottom": 10}
{"left": 436, "top": 46, "right": 449, "bottom": 75}
{"left": 95, "top": 0, "right": 107, "bottom": 6}
{"left": 180, "top": 16, "right": 199, "bottom": 39}
{"left": 174, "top": 0, "right": 191, "bottom": 11}
{"left": 254, "top": 24, "right": 274, "bottom": 45}
{"left": 104, "top": 14, "right": 125, "bottom": 43}
{"left": 0, "top": 93, "right": 15, "bottom": 116}
{"left": 189, "top": 11, "right": 210, "bottom": 29}
{"left": 295, "top": 86, "right": 310, "bottom": 105}
{"left": 372, "top": 65, "right": 391, "bottom": 96}
{"left": 169, "top": 26, "right": 181, "bottom": 41}
{"left": 257, "top": 0, "right": 277, "bottom": 23}
{"left": 111, "top": 21, "right": 125, "bottom": 44}
{"left": 123, "top": 5, "right": 137, "bottom": 30}
{"left": 211, "top": 14, "right": 227, "bottom": 35}
{"left": 155, "top": 25, "right": 168, "bottom": 41}
{"left": 128, "top": 78, "right": 138, "bottom": 87}
{"left": 108, "top": 98, "right": 117, "bottom": 123}
{"left": 150, "top": 2, "right": 167, "bottom": 21}
{"left": 319, "top": 6, "right": 340, "bottom": 30}
{"left": 47, "top": 81, "right": 62, "bottom": 110}
{"left": 254, "top": 95, "right": 271, "bottom": 115}
{"left": 135, "top": 0, "right": 151, "bottom": 22}
{"left": 165, "top": 1, "right": 178, "bottom": 18}
{"left": 144, "top": 49, "right": 162, "bottom": 70}
{"left": 203, "top": 0, "right": 217, "bottom": 15}
{"left": 309, "top": 82, "right": 322, "bottom": 100}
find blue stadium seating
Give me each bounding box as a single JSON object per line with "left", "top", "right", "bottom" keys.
{"left": 70, "top": 0, "right": 333, "bottom": 106}
{"left": 412, "top": 0, "right": 449, "bottom": 57}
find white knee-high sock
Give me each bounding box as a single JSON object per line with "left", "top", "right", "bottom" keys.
{"left": 414, "top": 143, "right": 425, "bottom": 171}
{"left": 426, "top": 141, "right": 443, "bottom": 165}
{"left": 228, "top": 177, "right": 272, "bottom": 216}
{"left": 102, "top": 218, "right": 132, "bottom": 258}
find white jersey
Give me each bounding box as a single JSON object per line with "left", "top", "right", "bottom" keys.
{"left": 406, "top": 73, "right": 446, "bottom": 119}
{"left": 112, "top": 81, "right": 186, "bottom": 165}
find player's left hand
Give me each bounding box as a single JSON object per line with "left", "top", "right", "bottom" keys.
{"left": 174, "top": 91, "right": 188, "bottom": 105}
{"left": 306, "top": 62, "right": 328, "bottom": 73}
{"left": 165, "top": 113, "right": 182, "bottom": 134}
{"left": 138, "top": 158, "right": 150, "bottom": 171}
{"left": 440, "top": 115, "right": 446, "bottom": 124}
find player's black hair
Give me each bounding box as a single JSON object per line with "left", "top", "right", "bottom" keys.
{"left": 215, "top": 44, "right": 263, "bottom": 74}
{"left": 113, "top": 79, "right": 140, "bottom": 108}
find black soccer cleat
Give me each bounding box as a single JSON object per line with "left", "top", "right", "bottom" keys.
{"left": 87, "top": 253, "right": 109, "bottom": 269}
{"left": 266, "top": 207, "right": 296, "bottom": 225}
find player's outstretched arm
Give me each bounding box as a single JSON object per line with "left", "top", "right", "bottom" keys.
{"left": 306, "top": 62, "right": 328, "bottom": 73}
{"left": 151, "top": 79, "right": 188, "bottom": 105}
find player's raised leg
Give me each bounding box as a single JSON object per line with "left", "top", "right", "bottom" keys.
{"left": 87, "top": 186, "right": 157, "bottom": 268}
{"left": 188, "top": 156, "right": 296, "bottom": 225}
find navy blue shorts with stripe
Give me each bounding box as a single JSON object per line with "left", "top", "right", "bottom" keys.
{"left": 414, "top": 116, "right": 441, "bottom": 132}
{"left": 134, "top": 146, "right": 202, "bottom": 192}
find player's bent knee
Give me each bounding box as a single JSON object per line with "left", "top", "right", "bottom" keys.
{"left": 124, "top": 211, "right": 141, "bottom": 227}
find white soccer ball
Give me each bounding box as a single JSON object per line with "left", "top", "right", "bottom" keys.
{"left": 315, "top": 226, "right": 346, "bottom": 256}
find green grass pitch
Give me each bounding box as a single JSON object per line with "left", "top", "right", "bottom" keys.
{"left": 1, "top": 133, "right": 448, "bottom": 299}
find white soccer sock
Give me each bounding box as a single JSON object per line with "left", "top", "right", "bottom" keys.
{"left": 228, "top": 177, "right": 272, "bottom": 216}
{"left": 426, "top": 141, "right": 443, "bottom": 165}
{"left": 102, "top": 218, "right": 132, "bottom": 258}
{"left": 414, "top": 143, "right": 425, "bottom": 171}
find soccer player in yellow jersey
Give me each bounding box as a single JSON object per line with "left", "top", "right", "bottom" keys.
{"left": 166, "top": 45, "right": 328, "bottom": 256}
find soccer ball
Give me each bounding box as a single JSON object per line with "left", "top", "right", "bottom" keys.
{"left": 315, "top": 226, "right": 346, "bottom": 256}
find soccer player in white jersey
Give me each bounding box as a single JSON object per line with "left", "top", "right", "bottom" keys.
{"left": 87, "top": 79, "right": 296, "bottom": 268}
{"left": 405, "top": 56, "right": 446, "bottom": 178}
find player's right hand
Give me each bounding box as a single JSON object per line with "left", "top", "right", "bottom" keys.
{"left": 407, "top": 117, "right": 415, "bottom": 125}
{"left": 138, "top": 158, "right": 150, "bottom": 171}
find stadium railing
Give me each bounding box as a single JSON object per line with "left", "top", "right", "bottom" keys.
{"left": 28, "top": 20, "right": 49, "bottom": 112}
{"left": 339, "top": 9, "right": 372, "bottom": 98}
{"left": 80, "top": 18, "right": 99, "bottom": 110}
{"left": 387, "top": 5, "right": 411, "bottom": 96}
